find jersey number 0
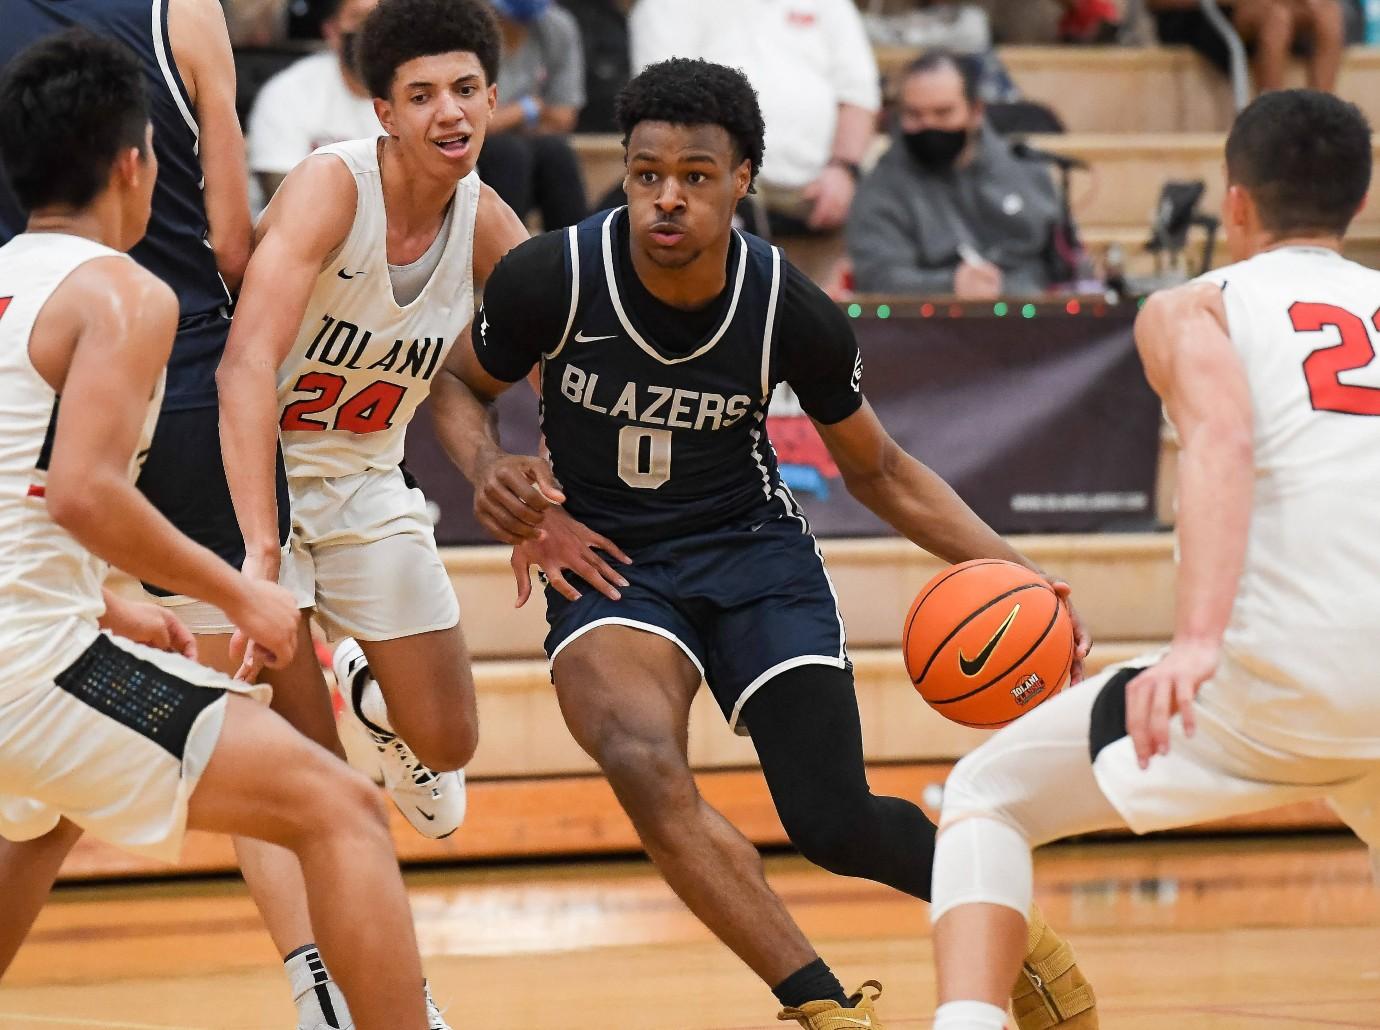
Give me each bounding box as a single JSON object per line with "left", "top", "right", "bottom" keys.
{"left": 618, "top": 426, "right": 671, "bottom": 489}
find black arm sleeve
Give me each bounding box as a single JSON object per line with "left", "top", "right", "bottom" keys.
{"left": 776, "top": 264, "right": 865, "bottom": 425}
{"left": 473, "top": 229, "right": 571, "bottom": 383}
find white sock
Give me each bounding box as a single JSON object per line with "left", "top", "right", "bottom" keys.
{"left": 934, "top": 1000, "right": 1008, "bottom": 1030}
{"left": 284, "top": 944, "right": 353, "bottom": 1029}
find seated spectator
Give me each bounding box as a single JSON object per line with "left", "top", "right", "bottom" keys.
{"left": 846, "top": 51, "right": 1069, "bottom": 298}
{"left": 630, "top": 0, "right": 880, "bottom": 236}
{"left": 246, "top": 0, "right": 381, "bottom": 203}
{"left": 1149, "top": 0, "right": 1348, "bottom": 94}
{"left": 479, "top": 0, "right": 589, "bottom": 230}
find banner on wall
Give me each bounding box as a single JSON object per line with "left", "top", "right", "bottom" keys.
{"left": 405, "top": 311, "right": 1162, "bottom": 545}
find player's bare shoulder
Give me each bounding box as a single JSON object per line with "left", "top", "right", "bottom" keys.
{"left": 255, "top": 153, "right": 360, "bottom": 258}
{"left": 472, "top": 182, "right": 528, "bottom": 287}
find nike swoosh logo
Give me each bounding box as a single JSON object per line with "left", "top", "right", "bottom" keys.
{"left": 958, "top": 603, "right": 1020, "bottom": 677}
{"left": 416, "top": 808, "right": 437, "bottom": 821}
{"left": 337, "top": 268, "right": 366, "bottom": 280}
{"left": 574, "top": 330, "right": 618, "bottom": 343}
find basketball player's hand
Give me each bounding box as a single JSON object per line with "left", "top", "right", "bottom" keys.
{"left": 227, "top": 579, "right": 300, "bottom": 675}
{"left": 228, "top": 550, "right": 283, "bottom": 680}
{"left": 510, "top": 508, "right": 632, "bottom": 605}
{"left": 1125, "top": 640, "right": 1219, "bottom": 768}
{"left": 475, "top": 454, "right": 566, "bottom": 543}
{"left": 101, "top": 595, "right": 198, "bottom": 661}
{"left": 1047, "top": 580, "right": 1092, "bottom": 684}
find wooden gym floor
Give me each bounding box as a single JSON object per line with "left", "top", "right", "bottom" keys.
{"left": 3, "top": 834, "right": 1378, "bottom": 1029}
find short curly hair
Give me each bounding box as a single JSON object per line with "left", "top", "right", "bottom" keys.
{"left": 357, "top": 0, "right": 501, "bottom": 100}
{"left": 616, "top": 58, "right": 765, "bottom": 190}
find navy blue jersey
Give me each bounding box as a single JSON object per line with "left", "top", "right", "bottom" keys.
{"left": 0, "top": 0, "right": 231, "bottom": 410}
{"left": 477, "top": 207, "right": 863, "bottom": 547}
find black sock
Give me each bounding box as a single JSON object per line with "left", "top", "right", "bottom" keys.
{"left": 773, "top": 957, "right": 849, "bottom": 1008}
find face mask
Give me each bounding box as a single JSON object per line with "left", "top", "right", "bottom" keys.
{"left": 338, "top": 31, "right": 359, "bottom": 74}
{"left": 495, "top": 0, "right": 551, "bottom": 23}
{"left": 902, "top": 127, "right": 969, "bottom": 171}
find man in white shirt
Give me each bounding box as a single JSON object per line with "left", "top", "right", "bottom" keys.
{"left": 629, "top": 0, "right": 879, "bottom": 234}
{"left": 246, "top": 0, "right": 382, "bottom": 203}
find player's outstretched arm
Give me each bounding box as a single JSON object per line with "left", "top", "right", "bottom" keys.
{"left": 1123, "top": 282, "right": 1254, "bottom": 766}
{"left": 815, "top": 401, "right": 1092, "bottom": 678}
{"left": 217, "top": 156, "right": 355, "bottom": 576}
{"left": 169, "top": 0, "right": 252, "bottom": 292}
{"left": 40, "top": 262, "right": 298, "bottom": 665}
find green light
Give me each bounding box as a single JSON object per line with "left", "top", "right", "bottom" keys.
{"left": 993, "top": 302, "right": 1009, "bottom": 317}
{"left": 876, "top": 304, "right": 891, "bottom": 319}
{"left": 1021, "top": 303, "right": 1037, "bottom": 319}
{"left": 1137, "top": 296, "right": 1147, "bottom": 309}
{"left": 847, "top": 303, "right": 862, "bottom": 318}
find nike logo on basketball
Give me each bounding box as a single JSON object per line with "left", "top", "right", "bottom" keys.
{"left": 574, "top": 330, "right": 618, "bottom": 343}
{"left": 337, "top": 268, "right": 367, "bottom": 280}
{"left": 958, "top": 604, "right": 1021, "bottom": 677}
{"left": 416, "top": 808, "right": 437, "bottom": 822}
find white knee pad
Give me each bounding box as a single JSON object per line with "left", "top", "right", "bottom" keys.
{"left": 930, "top": 815, "right": 1033, "bottom": 924}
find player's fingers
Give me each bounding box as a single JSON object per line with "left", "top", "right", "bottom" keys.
{"left": 477, "top": 498, "right": 541, "bottom": 542}
{"left": 592, "top": 531, "right": 633, "bottom": 566}
{"left": 526, "top": 462, "right": 566, "bottom": 507}
{"left": 575, "top": 557, "right": 622, "bottom": 601}
{"left": 1148, "top": 679, "right": 1175, "bottom": 757}
{"left": 511, "top": 550, "right": 533, "bottom": 608}
{"left": 582, "top": 548, "right": 629, "bottom": 589}
{"left": 487, "top": 477, "right": 547, "bottom": 527}
{"left": 168, "top": 616, "right": 197, "bottom": 661}
{"left": 1176, "top": 676, "right": 1198, "bottom": 738}
{"left": 1124, "top": 671, "right": 1156, "bottom": 767}
{"left": 545, "top": 568, "right": 582, "bottom": 602}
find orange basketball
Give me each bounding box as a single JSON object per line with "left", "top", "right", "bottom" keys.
{"left": 903, "top": 559, "right": 1074, "bottom": 728}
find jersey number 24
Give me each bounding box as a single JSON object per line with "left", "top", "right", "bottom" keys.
{"left": 280, "top": 373, "right": 406, "bottom": 433}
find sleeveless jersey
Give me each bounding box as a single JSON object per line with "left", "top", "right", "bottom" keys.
{"left": 534, "top": 208, "right": 804, "bottom": 547}
{"left": 0, "top": 0, "right": 231, "bottom": 411}
{"left": 1193, "top": 246, "right": 1380, "bottom": 756}
{"left": 276, "top": 138, "right": 480, "bottom": 480}
{"left": 0, "top": 234, "right": 164, "bottom": 690}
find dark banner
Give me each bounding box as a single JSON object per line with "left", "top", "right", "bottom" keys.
{"left": 405, "top": 310, "right": 1162, "bottom": 545}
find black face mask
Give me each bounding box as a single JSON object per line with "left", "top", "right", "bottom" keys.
{"left": 902, "top": 127, "right": 969, "bottom": 171}
{"left": 338, "top": 31, "right": 359, "bottom": 75}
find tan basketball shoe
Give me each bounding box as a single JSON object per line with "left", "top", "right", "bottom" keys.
{"left": 778, "top": 980, "right": 884, "bottom": 1029}
{"left": 1011, "top": 905, "right": 1097, "bottom": 1028}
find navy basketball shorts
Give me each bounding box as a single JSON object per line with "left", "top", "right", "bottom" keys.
{"left": 544, "top": 515, "right": 850, "bottom": 735}
{"left": 134, "top": 404, "right": 289, "bottom": 628}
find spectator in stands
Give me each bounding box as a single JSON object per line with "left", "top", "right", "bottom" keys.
{"left": 1149, "top": 0, "right": 1348, "bottom": 94}
{"left": 245, "top": 0, "right": 380, "bottom": 202}
{"left": 629, "top": 0, "right": 879, "bottom": 236}
{"left": 847, "top": 51, "right": 1067, "bottom": 298}
{"left": 479, "top": 0, "right": 589, "bottom": 230}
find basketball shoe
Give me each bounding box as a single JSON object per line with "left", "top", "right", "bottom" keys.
{"left": 332, "top": 639, "right": 466, "bottom": 839}
{"left": 778, "top": 980, "right": 884, "bottom": 1029}
{"left": 425, "top": 980, "right": 452, "bottom": 1030}
{"left": 1011, "top": 905, "right": 1097, "bottom": 1028}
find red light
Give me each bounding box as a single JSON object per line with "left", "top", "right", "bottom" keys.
{"left": 1065, "top": 299, "right": 1081, "bottom": 315}
{"left": 948, "top": 304, "right": 963, "bottom": 318}
{"left": 921, "top": 303, "right": 935, "bottom": 317}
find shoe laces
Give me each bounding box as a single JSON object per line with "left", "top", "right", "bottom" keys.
{"left": 381, "top": 736, "right": 440, "bottom": 790}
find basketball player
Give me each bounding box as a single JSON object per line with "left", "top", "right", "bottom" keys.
{"left": 0, "top": 5, "right": 381, "bottom": 1027}
{"left": 0, "top": 31, "right": 431, "bottom": 1030}
{"left": 925, "top": 88, "right": 1380, "bottom": 1030}
{"left": 435, "top": 58, "right": 1097, "bottom": 1029}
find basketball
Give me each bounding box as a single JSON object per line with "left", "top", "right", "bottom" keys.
{"left": 903, "top": 559, "right": 1074, "bottom": 728}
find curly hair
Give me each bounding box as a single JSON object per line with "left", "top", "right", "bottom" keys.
{"left": 616, "top": 58, "right": 766, "bottom": 189}
{"left": 1226, "top": 89, "right": 1371, "bottom": 236}
{"left": 0, "top": 29, "right": 149, "bottom": 211}
{"left": 357, "top": 0, "right": 501, "bottom": 100}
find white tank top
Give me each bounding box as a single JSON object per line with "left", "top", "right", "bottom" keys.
{"left": 0, "top": 234, "right": 164, "bottom": 689}
{"left": 1192, "top": 246, "right": 1380, "bottom": 756}
{"left": 276, "top": 137, "right": 481, "bottom": 480}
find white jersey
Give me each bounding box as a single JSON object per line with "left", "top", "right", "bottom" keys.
{"left": 0, "top": 234, "right": 163, "bottom": 689}
{"left": 1193, "top": 246, "right": 1380, "bottom": 756}
{"left": 276, "top": 137, "right": 480, "bottom": 480}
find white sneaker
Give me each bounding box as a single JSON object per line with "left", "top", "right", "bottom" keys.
{"left": 332, "top": 639, "right": 467, "bottom": 839}
{"left": 425, "top": 980, "right": 452, "bottom": 1030}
